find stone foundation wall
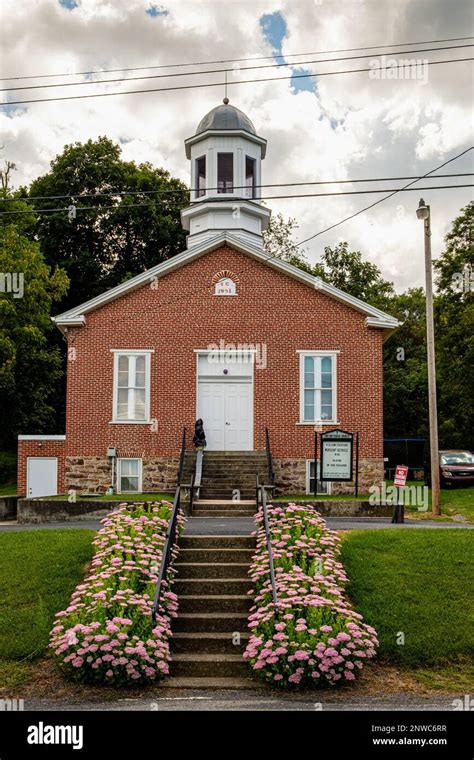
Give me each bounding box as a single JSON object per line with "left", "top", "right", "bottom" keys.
{"left": 273, "top": 457, "right": 384, "bottom": 495}
{"left": 142, "top": 457, "right": 179, "bottom": 492}
{"left": 65, "top": 456, "right": 179, "bottom": 494}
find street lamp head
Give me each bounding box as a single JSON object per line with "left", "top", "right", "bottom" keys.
{"left": 416, "top": 198, "right": 430, "bottom": 220}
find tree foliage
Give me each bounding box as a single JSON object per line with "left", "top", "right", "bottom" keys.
{"left": 28, "top": 137, "right": 188, "bottom": 311}
{"left": 0, "top": 224, "right": 69, "bottom": 448}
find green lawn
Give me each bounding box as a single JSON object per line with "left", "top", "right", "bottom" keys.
{"left": 49, "top": 491, "right": 175, "bottom": 501}
{"left": 0, "top": 483, "right": 17, "bottom": 496}
{"left": 276, "top": 485, "right": 474, "bottom": 523}
{"left": 0, "top": 529, "right": 94, "bottom": 687}
{"left": 341, "top": 529, "right": 474, "bottom": 667}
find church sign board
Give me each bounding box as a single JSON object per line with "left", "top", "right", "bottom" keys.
{"left": 320, "top": 429, "right": 354, "bottom": 482}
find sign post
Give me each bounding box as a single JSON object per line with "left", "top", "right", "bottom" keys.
{"left": 392, "top": 464, "right": 408, "bottom": 523}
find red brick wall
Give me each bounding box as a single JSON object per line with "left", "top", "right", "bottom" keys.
{"left": 17, "top": 440, "right": 66, "bottom": 496}
{"left": 63, "top": 244, "right": 384, "bottom": 462}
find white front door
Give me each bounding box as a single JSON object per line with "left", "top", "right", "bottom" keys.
{"left": 27, "top": 457, "right": 58, "bottom": 498}
{"left": 198, "top": 381, "right": 253, "bottom": 451}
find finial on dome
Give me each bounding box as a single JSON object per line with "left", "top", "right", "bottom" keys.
{"left": 223, "top": 97, "right": 229, "bottom": 105}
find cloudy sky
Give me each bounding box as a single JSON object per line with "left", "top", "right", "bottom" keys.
{"left": 1, "top": 0, "right": 473, "bottom": 291}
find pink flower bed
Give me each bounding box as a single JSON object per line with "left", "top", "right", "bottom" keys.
{"left": 243, "top": 504, "right": 378, "bottom": 687}
{"left": 49, "top": 502, "right": 185, "bottom": 686}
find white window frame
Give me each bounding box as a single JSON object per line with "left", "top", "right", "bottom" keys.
{"left": 111, "top": 350, "right": 153, "bottom": 424}
{"left": 306, "top": 459, "right": 331, "bottom": 495}
{"left": 117, "top": 458, "right": 143, "bottom": 494}
{"left": 298, "top": 350, "right": 338, "bottom": 425}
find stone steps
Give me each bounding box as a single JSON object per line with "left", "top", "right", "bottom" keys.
{"left": 171, "top": 653, "right": 249, "bottom": 678}
{"left": 177, "top": 548, "right": 254, "bottom": 563}
{"left": 179, "top": 534, "right": 255, "bottom": 549}
{"left": 173, "top": 612, "right": 249, "bottom": 632}
{"left": 192, "top": 510, "right": 255, "bottom": 517}
{"left": 162, "top": 676, "right": 263, "bottom": 689}
{"left": 170, "top": 531, "right": 255, "bottom": 685}
{"left": 175, "top": 577, "right": 253, "bottom": 595}
{"left": 175, "top": 562, "right": 250, "bottom": 579}
{"left": 173, "top": 632, "right": 249, "bottom": 654}
{"left": 192, "top": 500, "right": 256, "bottom": 517}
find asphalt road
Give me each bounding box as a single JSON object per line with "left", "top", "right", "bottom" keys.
{"left": 18, "top": 689, "right": 463, "bottom": 711}
{"left": 0, "top": 516, "right": 472, "bottom": 532}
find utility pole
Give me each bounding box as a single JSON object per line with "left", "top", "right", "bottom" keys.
{"left": 416, "top": 199, "right": 441, "bottom": 516}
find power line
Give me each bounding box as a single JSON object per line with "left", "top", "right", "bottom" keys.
{"left": 3, "top": 35, "right": 473, "bottom": 81}
{"left": 2, "top": 57, "right": 472, "bottom": 107}
{"left": 2, "top": 173, "right": 471, "bottom": 204}
{"left": 2, "top": 44, "right": 472, "bottom": 93}
{"left": 45, "top": 148, "right": 472, "bottom": 324}
{"left": 1, "top": 184, "right": 471, "bottom": 216}
{"left": 296, "top": 147, "right": 474, "bottom": 245}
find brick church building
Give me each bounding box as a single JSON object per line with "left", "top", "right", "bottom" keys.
{"left": 18, "top": 100, "right": 399, "bottom": 498}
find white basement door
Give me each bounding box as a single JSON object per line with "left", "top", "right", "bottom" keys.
{"left": 27, "top": 457, "right": 58, "bottom": 498}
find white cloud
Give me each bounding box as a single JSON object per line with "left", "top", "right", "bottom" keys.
{"left": 1, "top": 0, "right": 472, "bottom": 291}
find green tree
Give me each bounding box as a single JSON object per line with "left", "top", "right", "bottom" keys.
{"left": 262, "top": 212, "right": 313, "bottom": 272}
{"left": 28, "top": 137, "right": 188, "bottom": 311}
{"left": 433, "top": 202, "right": 474, "bottom": 449}
{"left": 383, "top": 288, "right": 428, "bottom": 438}
{"left": 0, "top": 225, "right": 69, "bottom": 448}
{"left": 313, "top": 242, "right": 395, "bottom": 310}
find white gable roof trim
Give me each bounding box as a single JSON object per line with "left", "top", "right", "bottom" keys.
{"left": 52, "top": 232, "right": 401, "bottom": 332}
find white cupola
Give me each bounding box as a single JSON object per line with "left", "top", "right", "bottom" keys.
{"left": 180, "top": 99, "right": 271, "bottom": 248}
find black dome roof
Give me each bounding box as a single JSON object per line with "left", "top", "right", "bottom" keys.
{"left": 196, "top": 103, "right": 256, "bottom": 135}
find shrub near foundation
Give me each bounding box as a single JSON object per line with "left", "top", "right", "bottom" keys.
{"left": 49, "top": 502, "right": 185, "bottom": 686}
{"left": 244, "top": 504, "right": 378, "bottom": 686}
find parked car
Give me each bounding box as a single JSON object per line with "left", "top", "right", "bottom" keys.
{"left": 439, "top": 450, "right": 474, "bottom": 488}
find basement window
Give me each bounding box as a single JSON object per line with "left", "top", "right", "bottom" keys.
{"left": 117, "top": 458, "right": 142, "bottom": 493}
{"left": 217, "top": 153, "right": 233, "bottom": 193}
{"left": 306, "top": 460, "right": 331, "bottom": 495}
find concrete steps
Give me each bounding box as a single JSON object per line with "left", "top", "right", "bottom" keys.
{"left": 173, "top": 632, "right": 249, "bottom": 654}
{"left": 173, "top": 612, "right": 249, "bottom": 633}
{"left": 192, "top": 499, "right": 256, "bottom": 517}
{"left": 171, "top": 653, "right": 249, "bottom": 678}
{"left": 170, "top": 532, "right": 255, "bottom": 685}
{"left": 175, "top": 562, "right": 250, "bottom": 578}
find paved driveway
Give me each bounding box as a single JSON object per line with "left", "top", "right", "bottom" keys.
{"left": 0, "top": 516, "right": 472, "bottom": 533}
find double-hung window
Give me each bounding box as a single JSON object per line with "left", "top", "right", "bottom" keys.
{"left": 117, "top": 458, "right": 142, "bottom": 493}
{"left": 112, "top": 351, "right": 152, "bottom": 422}
{"left": 299, "top": 351, "right": 337, "bottom": 423}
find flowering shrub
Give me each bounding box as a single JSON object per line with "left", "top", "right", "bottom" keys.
{"left": 50, "top": 502, "right": 185, "bottom": 686}
{"left": 244, "top": 504, "right": 378, "bottom": 687}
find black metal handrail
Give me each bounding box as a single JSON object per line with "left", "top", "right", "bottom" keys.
{"left": 255, "top": 475, "right": 278, "bottom": 608}
{"left": 151, "top": 484, "right": 181, "bottom": 623}
{"left": 265, "top": 427, "right": 275, "bottom": 486}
